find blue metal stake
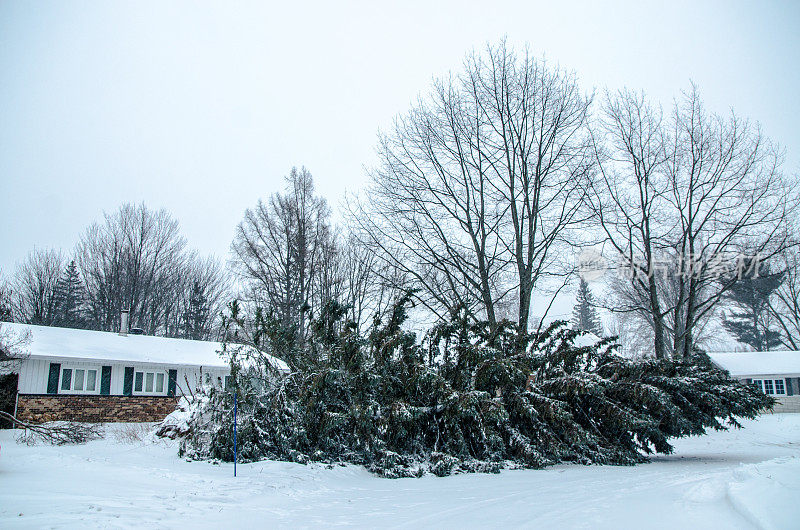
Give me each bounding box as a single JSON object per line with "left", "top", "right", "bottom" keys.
{"left": 234, "top": 387, "right": 237, "bottom": 478}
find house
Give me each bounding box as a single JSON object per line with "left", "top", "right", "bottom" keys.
{"left": 2, "top": 319, "right": 288, "bottom": 423}
{"left": 707, "top": 350, "right": 800, "bottom": 413}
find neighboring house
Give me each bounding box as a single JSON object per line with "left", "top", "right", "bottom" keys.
{"left": 2, "top": 320, "right": 288, "bottom": 423}
{"left": 707, "top": 350, "right": 800, "bottom": 413}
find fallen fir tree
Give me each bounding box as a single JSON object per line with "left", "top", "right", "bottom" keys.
{"left": 174, "top": 294, "right": 772, "bottom": 477}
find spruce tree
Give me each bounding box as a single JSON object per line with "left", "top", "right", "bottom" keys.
{"left": 0, "top": 281, "right": 11, "bottom": 322}
{"left": 572, "top": 278, "right": 603, "bottom": 336}
{"left": 182, "top": 281, "right": 210, "bottom": 340}
{"left": 53, "top": 261, "right": 87, "bottom": 329}
{"left": 722, "top": 258, "right": 784, "bottom": 351}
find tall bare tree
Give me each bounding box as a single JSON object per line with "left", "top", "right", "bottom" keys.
{"left": 353, "top": 42, "right": 593, "bottom": 339}
{"left": 769, "top": 246, "right": 800, "bottom": 349}
{"left": 231, "top": 167, "right": 330, "bottom": 341}
{"left": 589, "top": 90, "right": 672, "bottom": 358}
{"left": 591, "top": 86, "right": 794, "bottom": 359}
{"left": 12, "top": 248, "right": 65, "bottom": 325}
{"left": 340, "top": 234, "right": 379, "bottom": 331}
{"left": 76, "top": 203, "right": 188, "bottom": 333}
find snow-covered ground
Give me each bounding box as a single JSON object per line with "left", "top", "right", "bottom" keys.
{"left": 1, "top": 415, "right": 799, "bottom": 529}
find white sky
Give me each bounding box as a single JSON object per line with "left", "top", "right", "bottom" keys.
{"left": 1, "top": 0, "right": 799, "bottom": 323}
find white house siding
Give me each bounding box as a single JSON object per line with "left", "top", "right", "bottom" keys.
{"left": 707, "top": 352, "right": 800, "bottom": 413}
{"left": 18, "top": 357, "right": 229, "bottom": 396}
{"left": 175, "top": 366, "right": 229, "bottom": 394}
{"left": 772, "top": 396, "right": 800, "bottom": 413}
{"left": 739, "top": 374, "right": 800, "bottom": 414}
{"left": 18, "top": 358, "right": 50, "bottom": 394}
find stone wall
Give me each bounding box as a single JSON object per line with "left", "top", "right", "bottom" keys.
{"left": 16, "top": 394, "right": 180, "bottom": 423}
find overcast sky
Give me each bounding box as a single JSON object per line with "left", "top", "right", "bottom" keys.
{"left": 2, "top": 1, "right": 799, "bottom": 320}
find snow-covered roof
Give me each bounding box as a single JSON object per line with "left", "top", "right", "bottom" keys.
{"left": 707, "top": 350, "right": 800, "bottom": 377}
{"left": 2, "top": 322, "right": 289, "bottom": 372}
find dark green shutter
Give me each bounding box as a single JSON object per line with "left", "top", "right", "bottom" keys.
{"left": 123, "top": 367, "right": 134, "bottom": 396}
{"left": 100, "top": 366, "right": 112, "bottom": 395}
{"left": 47, "top": 363, "right": 61, "bottom": 394}
{"left": 167, "top": 369, "right": 177, "bottom": 397}
{"left": 787, "top": 378, "right": 794, "bottom": 396}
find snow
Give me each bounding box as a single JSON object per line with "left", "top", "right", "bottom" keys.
{"left": 154, "top": 396, "right": 200, "bottom": 439}
{"left": 573, "top": 331, "right": 601, "bottom": 348}
{"left": 707, "top": 350, "right": 800, "bottom": 377}
{"left": 2, "top": 322, "right": 289, "bottom": 372}
{"left": 1, "top": 414, "right": 798, "bottom": 528}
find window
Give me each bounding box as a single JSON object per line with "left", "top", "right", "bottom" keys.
{"left": 60, "top": 367, "right": 98, "bottom": 394}
{"left": 753, "top": 379, "right": 787, "bottom": 396}
{"left": 134, "top": 370, "right": 167, "bottom": 395}
{"left": 61, "top": 369, "right": 72, "bottom": 391}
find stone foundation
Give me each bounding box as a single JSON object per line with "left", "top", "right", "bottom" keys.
{"left": 16, "top": 394, "right": 180, "bottom": 423}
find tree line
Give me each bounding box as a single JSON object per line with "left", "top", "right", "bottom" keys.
{"left": 1, "top": 204, "right": 227, "bottom": 340}
{"left": 1, "top": 41, "right": 799, "bottom": 361}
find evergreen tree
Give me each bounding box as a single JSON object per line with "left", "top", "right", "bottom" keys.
{"left": 722, "top": 258, "right": 784, "bottom": 351}
{"left": 176, "top": 294, "right": 770, "bottom": 477}
{"left": 182, "top": 281, "right": 211, "bottom": 340}
{"left": 52, "top": 261, "right": 87, "bottom": 329}
{"left": 572, "top": 278, "right": 603, "bottom": 336}
{"left": 0, "top": 279, "right": 12, "bottom": 322}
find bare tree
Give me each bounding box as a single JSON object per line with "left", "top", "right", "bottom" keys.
{"left": 353, "top": 42, "right": 593, "bottom": 340}
{"left": 588, "top": 89, "right": 671, "bottom": 358}
{"left": 666, "top": 88, "right": 793, "bottom": 358}
{"left": 769, "top": 246, "right": 800, "bottom": 349}
{"left": 591, "top": 86, "right": 794, "bottom": 359}
{"left": 313, "top": 225, "right": 345, "bottom": 315}
{"left": 233, "top": 193, "right": 297, "bottom": 331}
{"left": 605, "top": 253, "right": 717, "bottom": 355}
{"left": 12, "top": 248, "right": 65, "bottom": 325}
{"left": 231, "top": 167, "right": 330, "bottom": 341}
{"left": 340, "top": 234, "right": 379, "bottom": 331}
{"left": 76, "top": 203, "right": 188, "bottom": 334}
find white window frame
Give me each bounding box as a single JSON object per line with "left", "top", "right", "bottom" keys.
{"left": 133, "top": 369, "right": 168, "bottom": 396}
{"left": 752, "top": 378, "right": 787, "bottom": 396}
{"left": 59, "top": 365, "right": 101, "bottom": 395}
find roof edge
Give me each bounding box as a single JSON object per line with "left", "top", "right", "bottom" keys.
{"left": 25, "top": 353, "right": 229, "bottom": 369}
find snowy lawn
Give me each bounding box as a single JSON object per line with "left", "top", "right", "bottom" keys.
{"left": 1, "top": 414, "right": 799, "bottom": 529}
